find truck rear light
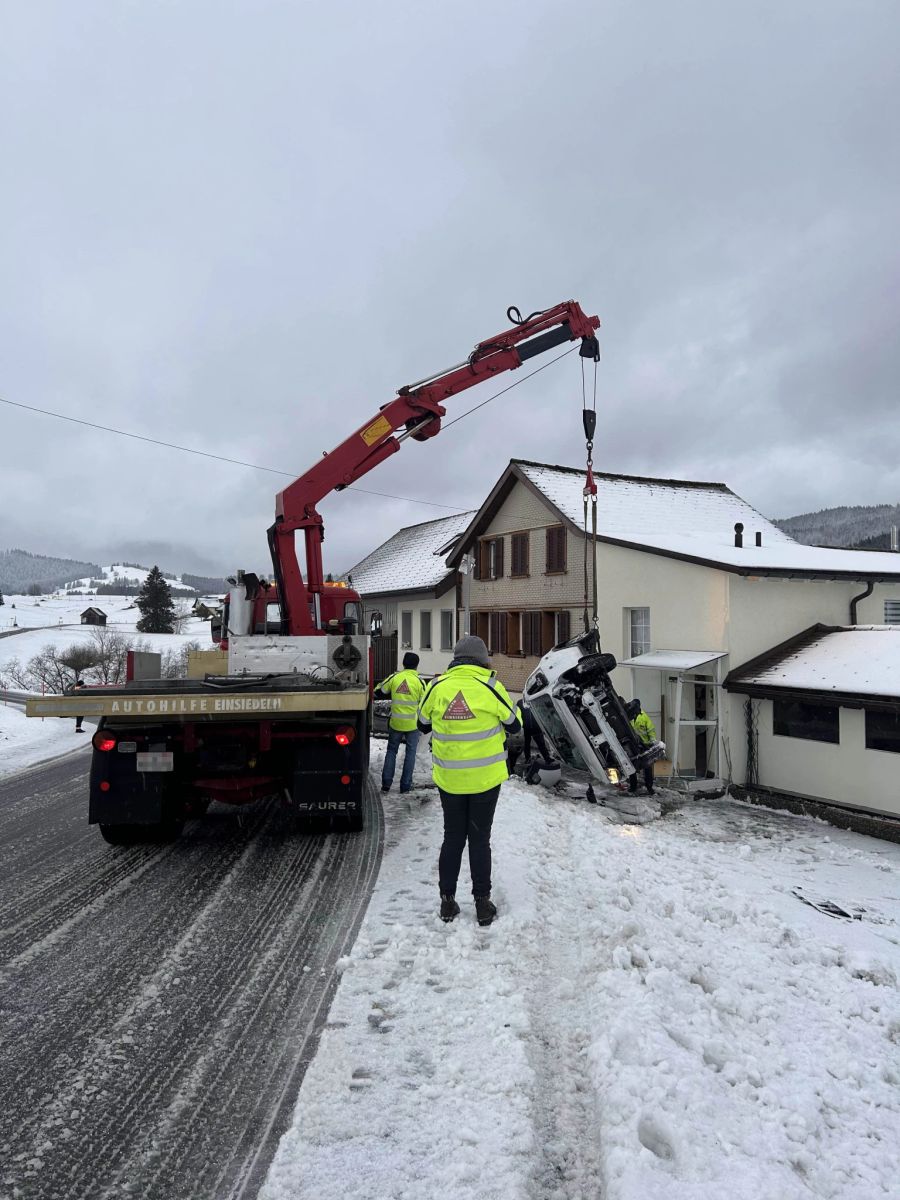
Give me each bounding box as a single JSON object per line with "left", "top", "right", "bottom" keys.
{"left": 93, "top": 733, "right": 117, "bottom": 752}
{"left": 335, "top": 726, "right": 355, "bottom": 746}
{"left": 99, "top": 781, "right": 111, "bottom": 792}
{"left": 340, "top": 774, "right": 351, "bottom": 784}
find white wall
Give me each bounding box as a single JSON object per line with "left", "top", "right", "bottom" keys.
{"left": 396, "top": 591, "right": 457, "bottom": 678}
{"left": 749, "top": 700, "right": 900, "bottom": 819}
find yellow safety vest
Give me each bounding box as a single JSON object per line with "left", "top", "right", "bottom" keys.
{"left": 631, "top": 711, "right": 657, "bottom": 744}
{"left": 418, "top": 664, "right": 518, "bottom": 794}
{"left": 377, "top": 669, "right": 425, "bottom": 732}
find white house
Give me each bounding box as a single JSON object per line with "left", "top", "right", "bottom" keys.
{"left": 347, "top": 510, "right": 474, "bottom": 678}
{"left": 724, "top": 625, "right": 900, "bottom": 824}
{"left": 446, "top": 459, "right": 900, "bottom": 815}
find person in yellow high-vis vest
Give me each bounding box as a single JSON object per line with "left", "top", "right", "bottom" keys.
{"left": 375, "top": 652, "right": 425, "bottom": 793}
{"left": 417, "top": 635, "right": 520, "bottom": 926}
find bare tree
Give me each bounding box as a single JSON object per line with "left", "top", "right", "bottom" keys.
{"left": 58, "top": 645, "right": 101, "bottom": 686}
{"left": 87, "top": 625, "right": 130, "bottom": 684}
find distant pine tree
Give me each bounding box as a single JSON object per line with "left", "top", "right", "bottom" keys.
{"left": 0, "top": 587, "right": 4, "bottom": 606}
{"left": 136, "top": 565, "right": 176, "bottom": 633}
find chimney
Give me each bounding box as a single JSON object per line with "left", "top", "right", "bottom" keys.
{"left": 755, "top": 531, "right": 762, "bottom": 547}
{"left": 734, "top": 522, "right": 744, "bottom": 548}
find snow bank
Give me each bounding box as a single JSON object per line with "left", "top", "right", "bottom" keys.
{"left": 0, "top": 701, "right": 86, "bottom": 777}
{"left": 262, "top": 747, "right": 900, "bottom": 1200}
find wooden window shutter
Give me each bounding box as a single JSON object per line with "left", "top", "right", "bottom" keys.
{"left": 546, "top": 526, "right": 567, "bottom": 573}
{"left": 506, "top": 611, "right": 521, "bottom": 655}
{"left": 511, "top": 532, "right": 529, "bottom": 576}
{"left": 557, "top": 609, "right": 571, "bottom": 643}
{"left": 494, "top": 537, "right": 504, "bottom": 579}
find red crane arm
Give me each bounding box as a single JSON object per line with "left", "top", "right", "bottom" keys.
{"left": 269, "top": 301, "right": 600, "bottom": 635}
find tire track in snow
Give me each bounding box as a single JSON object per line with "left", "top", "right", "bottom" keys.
{"left": 0, "top": 759, "right": 383, "bottom": 1200}
{"left": 519, "top": 800, "right": 606, "bottom": 1200}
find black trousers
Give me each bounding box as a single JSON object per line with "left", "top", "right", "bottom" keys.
{"left": 438, "top": 785, "right": 500, "bottom": 898}
{"left": 629, "top": 765, "right": 655, "bottom": 793}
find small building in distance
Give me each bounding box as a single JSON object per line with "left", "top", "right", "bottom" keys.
{"left": 80, "top": 606, "right": 107, "bottom": 626}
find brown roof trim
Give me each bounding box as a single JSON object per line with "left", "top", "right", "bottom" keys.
{"left": 356, "top": 571, "right": 458, "bottom": 602}
{"left": 724, "top": 682, "right": 900, "bottom": 709}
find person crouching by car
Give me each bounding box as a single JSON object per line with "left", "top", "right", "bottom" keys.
{"left": 417, "top": 635, "right": 520, "bottom": 927}
{"left": 376, "top": 652, "right": 425, "bottom": 794}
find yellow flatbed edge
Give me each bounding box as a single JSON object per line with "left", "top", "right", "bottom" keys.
{"left": 26, "top": 689, "right": 369, "bottom": 719}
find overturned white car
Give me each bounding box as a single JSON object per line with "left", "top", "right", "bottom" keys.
{"left": 523, "top": 632, "right": 666, "bottom": 785}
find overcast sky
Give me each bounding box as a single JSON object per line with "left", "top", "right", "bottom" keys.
{"left": 2, "top": 1, "right": 898, "bottom": 578}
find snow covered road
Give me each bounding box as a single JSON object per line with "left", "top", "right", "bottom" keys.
{"left": 262, "top": 745, "right": 900, "bottom": 1200}
{"left": 0, "top": 757, "right": 383, "bottom": 1200}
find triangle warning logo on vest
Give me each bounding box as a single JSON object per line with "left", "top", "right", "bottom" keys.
{"left": 443, "top": 691, "right": 475, "bottom": 720}
{"left": 396, "top": 679, "right": 411, "bottom": 694}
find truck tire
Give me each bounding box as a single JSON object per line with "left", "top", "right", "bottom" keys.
{"left": 99, "top": 821, "right": 183, "bottom": 846}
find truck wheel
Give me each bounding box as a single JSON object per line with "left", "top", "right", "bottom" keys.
{"left": 343, "top": 806, "right": 364, "bottom": 833}
{"left": 99, "top": 824, "right": 147, "bottom": 846}
{"left": 146, "top": 820, "right": 184, "bottom": 843}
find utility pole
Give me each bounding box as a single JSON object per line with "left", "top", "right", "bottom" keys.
{"left": 459, "top": 553, "right": 475, "bottom": 636}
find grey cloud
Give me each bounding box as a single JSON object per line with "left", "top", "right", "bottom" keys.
{"left": 2, "top": 0, "right": 898, "bottom": 578}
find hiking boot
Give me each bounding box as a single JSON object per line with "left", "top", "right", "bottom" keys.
{"left": 440, "top": 894, "right": 460, "bottom": 922}
{"left": 475, "top": 896, "right": 497, "bottom": 926}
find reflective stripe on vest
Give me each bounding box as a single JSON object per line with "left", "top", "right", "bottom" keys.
{"left": 419, "top": 664, "right": 514, "bottom": 794}
{"left": 436, "top": 725, "right": 502, "bottom": 743}
{"left": 431, "top": 751, "right": 508, "bottom": 770}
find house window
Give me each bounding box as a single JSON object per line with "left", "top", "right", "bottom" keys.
{"left": 628, "top": 607, "right": 651, "bottom": 657}
{"left": 511, "top": 532, "right": 530, "bottom": 577}
{"left": 885, "top": 600, "right": 900, "bottom": 625}
{"left": 401, "top": 610, "right": 413, "bottom": 648}
{"left": 473, "top": 611, "right": 490, "bottom": 644}
{"left": 478, "top": 537, "right": 504, "bottom": 580}
{"left": 545, "top": 526, "right": 567, "bottom": 574}
{"left": 865, "top": 708, "right": 900, "bottom": 753}
{"left": 555, "top": 610, "right": 571, "bottom": 644}
{"left": 420, "top": 610, "right": 432, "bottom": 649}
{"left": 522, "top": 611, "right": 542, "bottom": 656}
{"left": 506, "top": 612, "right": 522, "bottom": 655}
{"left": 773, "top": 699, "right": 839, "bottom": 744}
{"left": 488, "top": 610, "right": 508, "bottom": 655}
{"left": 440, "top": 609, "right": 454, "bottom": 651}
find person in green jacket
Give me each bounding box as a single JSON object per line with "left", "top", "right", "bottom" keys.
{"left": 417, "top": 635, "right": 520, "bottom": 926}
{"left": 376, "top": 652, "right": 425, "bottom": 793}
{"left": 629, "top": 699, "right": 657, "bottom": 796}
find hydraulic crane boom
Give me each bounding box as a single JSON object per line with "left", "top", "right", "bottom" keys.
{"left": 270, "top": 301, "right": 601, "bottom": 636}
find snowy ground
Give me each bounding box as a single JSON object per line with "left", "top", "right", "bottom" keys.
{"left": 262, "top": 741, "right": 900, "bottom": 1200}
{"left": 0, "top": 591, "right": 215, "bottom": 678}
{"left": 0, "top": 590, "right": 216, "bottom": 775}
{"left": 0, "top": 700, "right": 87, "bottom": 778}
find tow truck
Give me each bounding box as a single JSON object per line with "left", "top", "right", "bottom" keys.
{"left": 28, "top": 302, "right": 606, "bottom": 843}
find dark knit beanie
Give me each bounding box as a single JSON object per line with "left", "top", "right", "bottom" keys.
{"left": 451, "top": 635, "right": 490, "bottom": 667}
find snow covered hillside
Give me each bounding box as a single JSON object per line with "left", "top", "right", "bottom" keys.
{"left": 262, "top": 742, "right": 900, "bottom": 1200}
{"left": 62, "top": 562, "right": 203, "bottom": 592}
{"left": 0, "top": 589, "right": 217, "bottom": 776}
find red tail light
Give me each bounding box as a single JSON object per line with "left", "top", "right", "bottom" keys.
{"left": 93, "top": 732, "right": 117, "bottom": 752}
{"left": 335, "top": 726, "right": 355, "bottom": 746}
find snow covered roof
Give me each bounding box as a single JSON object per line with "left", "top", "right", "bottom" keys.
{"left": 347, "top": 510, "right": 475, "bottom": 597}
{"left": 452, "top": 461, "right": 900, "bottom": 580}
{"left": 621, "top": 649, "right": 728, "bottom": 672}
{"left": 725, "top": 625, "right": 900, "bottom": 704}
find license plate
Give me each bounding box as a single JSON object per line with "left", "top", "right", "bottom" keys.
{"left": 136, "top": 752, "right": 174, "bottom": 773}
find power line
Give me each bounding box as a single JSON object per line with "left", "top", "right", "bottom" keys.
{"left": 0, "top": 394, "right": 463, "bottom": 510}
{"left": 0, "top": 347, "right": 575, "bottom": 512}
{"left": 441, "top": 346, "right": 578, "bottom": 429}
